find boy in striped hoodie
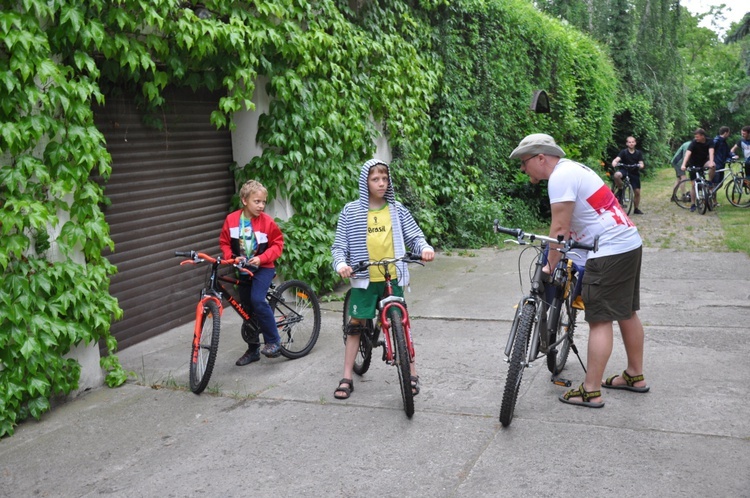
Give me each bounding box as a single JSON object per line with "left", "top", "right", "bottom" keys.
{"left": 331, "top": 159, "right": 435, "bottom": 400}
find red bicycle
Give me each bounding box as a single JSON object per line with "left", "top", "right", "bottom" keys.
{"left": 342, "top": 254, "right": 424, "bottom": 418}
{"left": 175, "top": 251, "right": 321, "bottom": 394}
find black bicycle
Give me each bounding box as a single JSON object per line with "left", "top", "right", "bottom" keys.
{"left": 608, "top": 164, "right": 639, "bottom": 215}
{"left": 494, "top": 222, "right": 598, "bottom": 427}
{"left": 672, "top": 158, "right": 750, "bottom": 210}
{"left": 342, "top": 254, "right": 425, "bottom": 418}
{"left": 175, "top": 251, "right": 321, "bottom": 394}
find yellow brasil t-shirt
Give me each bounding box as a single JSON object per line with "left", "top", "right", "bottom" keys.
{"left": 367, "top": 205, "right": 395, "bottom": 282}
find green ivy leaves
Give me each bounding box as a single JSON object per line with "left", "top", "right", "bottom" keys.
{"left": 1, "top": 0, "right": 618, "bottom": 438}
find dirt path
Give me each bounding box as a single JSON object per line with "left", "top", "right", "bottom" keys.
{"left": 630, "top": 168, "right": 726, "bottom": 252}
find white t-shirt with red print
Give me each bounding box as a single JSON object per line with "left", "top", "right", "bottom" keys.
{"left": 548, "top": 159, "right": 642, "bottom": 263}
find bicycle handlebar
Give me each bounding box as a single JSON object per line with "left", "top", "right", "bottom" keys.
{"left": 493, "top": 220, "right": 599, "bottom": 253}
{"left": 349, "top": 253, "right": 425, "bottom": 274}
{"left": 685, "top": 165, "right": 708, "bottom": 173}
{"left": 618, "top": 163, "right": 641, "bottom": 170}
{"left": 174, "top": 251, "right": 256, "bottom": 274}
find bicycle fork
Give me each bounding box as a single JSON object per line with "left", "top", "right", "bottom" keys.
{"left": 378, "top": 297, "right": 413, "bottom": 365}
{"left": 193, "top": 296, "right": 222, "bottom": 362}
{"left": 504, "top": 296, "right": 543, "bottom": 368}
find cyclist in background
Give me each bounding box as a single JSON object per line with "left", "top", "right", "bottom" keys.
{"left": 671, "top": 140, "right": 691, "bottom": 201}
{"left": 711, "top": 126, "right": 732, "bottom": 186}
{"left": 611, "top": 136, "right": 646, "bottom": 214}
{"left": 681, "top": 128, "right": 715, "bottom": 213}
{"left": 730, "top": 125, "right": 750, "bottom": 184}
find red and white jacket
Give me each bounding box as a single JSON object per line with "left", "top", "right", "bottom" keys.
{"left": 219, "top": 210, "right": 284, "bottom": 268}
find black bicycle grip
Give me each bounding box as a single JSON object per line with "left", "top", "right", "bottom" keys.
{"left": 175, "top": 251, "right": 192, "bottom": 257}
{"left": 350, "top": 261, "right": 367, "bottom": 273}
{"left": 495, "top": 226, "right": 523, "bottom": 238}
{"left": 405, "top": 252, "right": 423, "bottom": 262}
{"left": 570, "top": 235, "right": 599, "bottom": 253}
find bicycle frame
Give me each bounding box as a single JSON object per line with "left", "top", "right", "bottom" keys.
{"left": 182, "top": 256, "right": 253, "bottom": 320}
{"left": 497, "top": 227, "right": 595, "bottom": 367}
{"left": 706, "top": 160, "right": 744, "bottom": 196}
{"left": 503, "top": 243, "right": 551, "bottom": 366}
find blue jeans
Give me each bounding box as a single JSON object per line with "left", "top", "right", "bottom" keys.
{"left": 238, "top": 267, "right": 279, "bottom": 347}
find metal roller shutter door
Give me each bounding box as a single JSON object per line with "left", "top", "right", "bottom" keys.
{"left": 94, "top": 89, "right": 235, "bottom": 350}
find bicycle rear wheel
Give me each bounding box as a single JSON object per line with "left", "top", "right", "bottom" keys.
{"left": 269, "top": 280, "right": 321, "bottom": 359}
{"left": 342, "top": 289, "right": 374, "bottom": 376}
{"left": 190, "top": 299, "right": 221, "bottom": 394}
{"left": 672, "top": 179, "right": 693, "bottom": 209}
{"left": 388, "top": 306, "right": 414, "bottom": 418}
{"left": 726, "top": 177, "right": 750, "bottom": 207}
{"left": 697, "top": 182, "right": 709, "bottom": 214}
{"left": 499, "top": 302, "right": 534, "bottom": 427}
{"left": 547, "top": 293, "right": 577, "bottom": 376}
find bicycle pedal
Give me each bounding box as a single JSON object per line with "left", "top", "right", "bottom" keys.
{"left": 551, "top": 377, "right": 572, "bottom": 387}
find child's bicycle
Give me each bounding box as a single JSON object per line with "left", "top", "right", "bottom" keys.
{"left": 341, "top": 254, "right": 425, "bottom": 418}
{"left": 493, "top": 222, "right": 598, "bottom": 427}
{"left": 175, "top": 251, "right": 321, "bottom": 394}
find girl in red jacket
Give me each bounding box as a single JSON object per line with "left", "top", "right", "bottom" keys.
{"left": 219, "top": 180, "right": 284, "bottom": 365}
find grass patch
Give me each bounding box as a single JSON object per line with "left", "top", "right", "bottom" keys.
{"left": 718, "top": 207, "right": 750, "bottom": 256}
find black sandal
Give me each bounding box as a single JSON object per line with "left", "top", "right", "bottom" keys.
{"left": 334, "top": 378, "right": 354, "bottom": 400}
{"left": 410, "top": 376, "right": 420, "bottom": 396}
{"left": 559, "top": 383, "right": 604, "bottom": 408}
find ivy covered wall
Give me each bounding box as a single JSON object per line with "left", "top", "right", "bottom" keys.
{"left": 0, "top": 0, "right": 615, "bottom": 437}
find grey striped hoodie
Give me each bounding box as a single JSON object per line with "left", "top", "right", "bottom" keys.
{"left": 331, "top": 159, "right": 433, "bottom": 289}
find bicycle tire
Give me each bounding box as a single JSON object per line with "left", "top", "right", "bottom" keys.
{"left": 388, "top": 306, "right": 414, "bottom": 418}
{"left": 697, "top": 182, "right": 709, "bottom": 214}
{"left": 547, "top": 293, "right": 577, "bottom": 376}
{"left": 342, "top": 289, "right": 373, "bottom": 376}
{"left": 499, "top": 302, "right": 534, "bottom": 427}
{"left": 190, "top": 299, "right": 221, "bottom": 394}
{"left": 726, "top": 177, "right": 750, "bottom": 207}
{"left": 672, "top": 179, "right": 693, "bottom": 209}
{"left": 269, "top": 280, "right": 321, "bottom": 359}
{"left": 621, "top": 183, "right": 634, "bottom": 215}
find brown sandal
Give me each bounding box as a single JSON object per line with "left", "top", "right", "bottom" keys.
{"left": 334, "top": 378, "right": 354, "bottom": 400}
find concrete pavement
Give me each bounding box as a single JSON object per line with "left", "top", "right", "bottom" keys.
{"left": 1, "top": 247, "right": 749, "bottom": 497}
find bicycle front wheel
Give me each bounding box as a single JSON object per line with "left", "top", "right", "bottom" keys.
{"left": 726, "top": 177, "right": 750, "bottom": 207}
{"left": 343, "top": 289, "right": 373, "bottom": 376}
{"left": 620, "top": 183, "right": 634, "bottom": 215}
{"left": 270, "top": 280, "right": 321, "bottom": 359}
{"left": 388, "top": 306, "right": 414, "bottom": 418}
{"left": 672, "top": 179, "right": 693, "bottom": 209}
{"left": 499, "top": 302, "right": 534, "bottom": 427}
{"left": 190, "top": 299, "right": 221, "bottom": 394}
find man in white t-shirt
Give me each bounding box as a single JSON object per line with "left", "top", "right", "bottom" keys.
{"left": 509, "top": 134, "right": 650, "bottom": 409}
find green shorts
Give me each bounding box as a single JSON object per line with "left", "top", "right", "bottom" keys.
{"left": 348, "top": 282, "right": 404, "bottom": 320}
{"left": 582, "top": 246, "right": 642, "bottom": 323}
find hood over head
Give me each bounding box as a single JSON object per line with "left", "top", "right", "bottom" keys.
{"left": 358, "top": 158, "right": 395, "bottom": 208}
